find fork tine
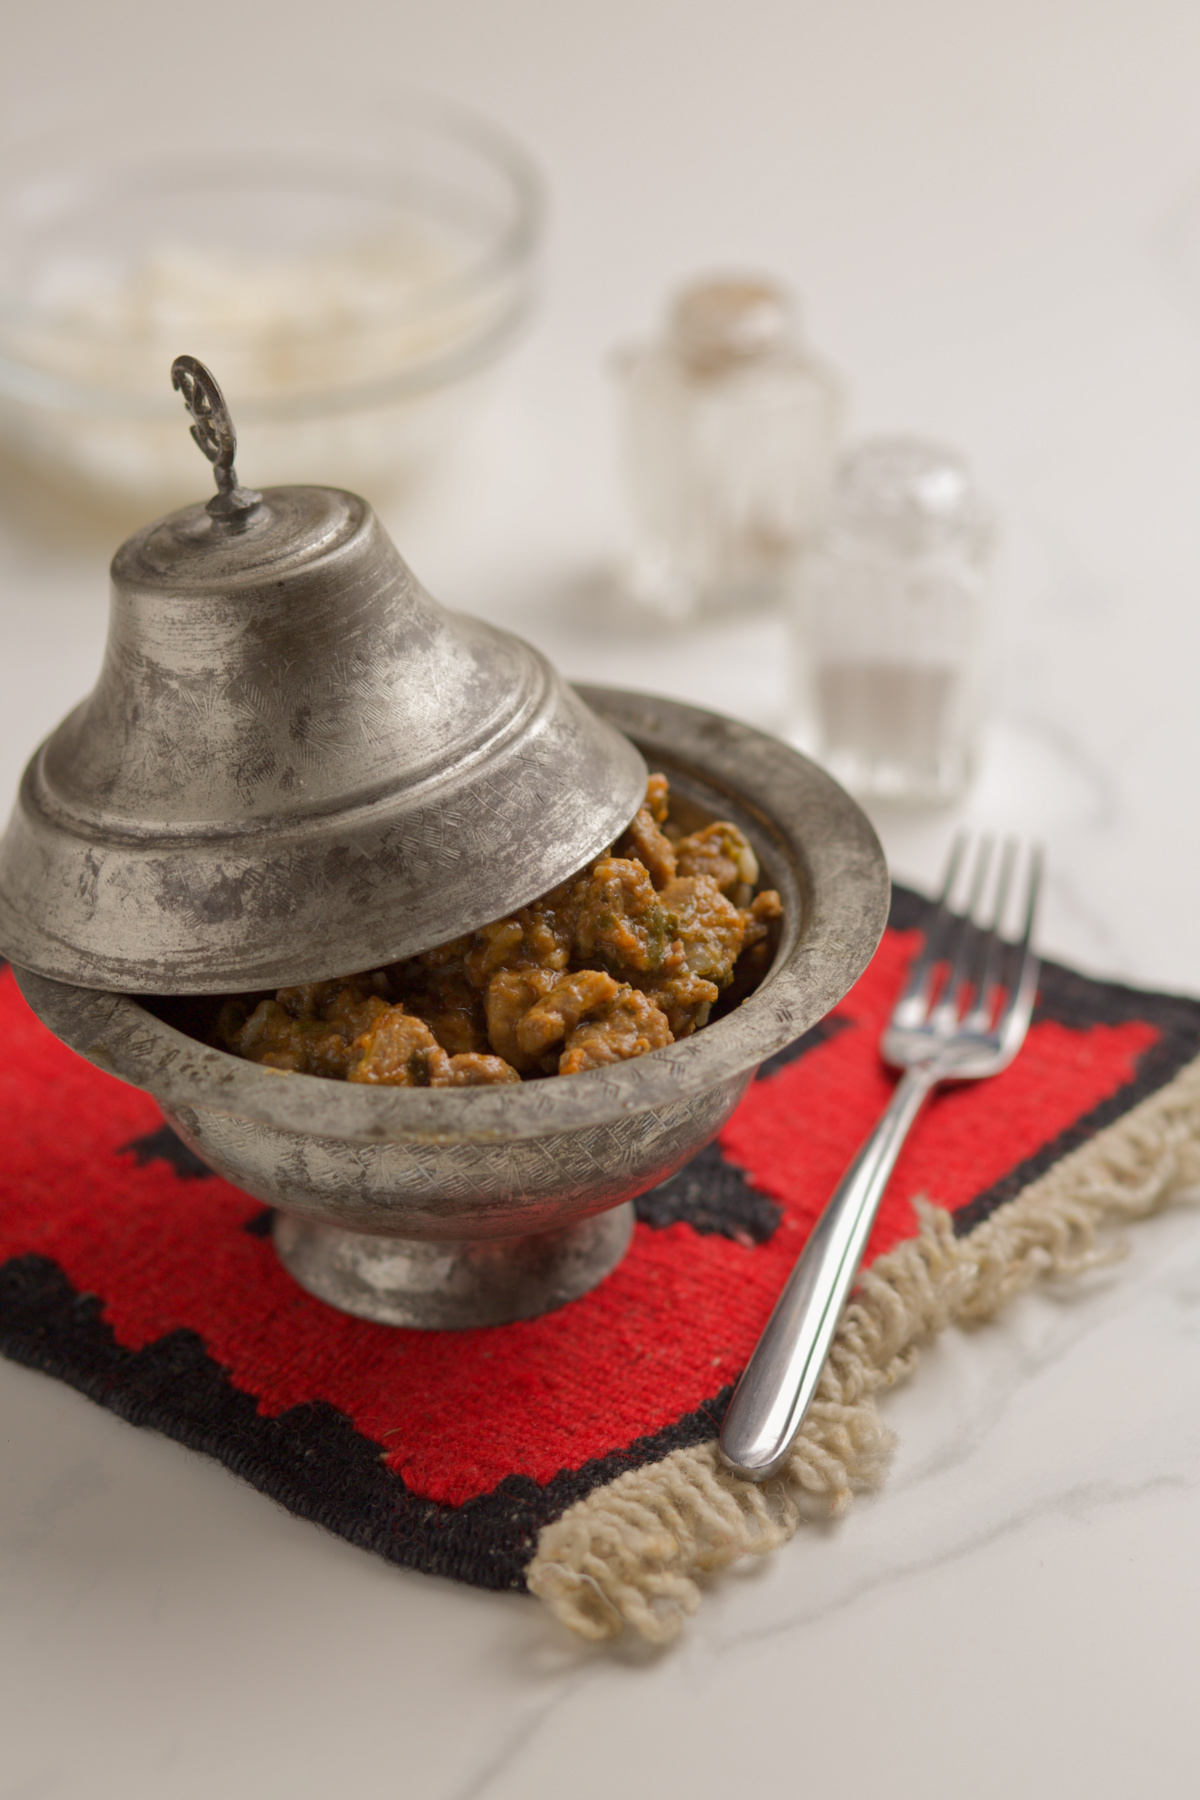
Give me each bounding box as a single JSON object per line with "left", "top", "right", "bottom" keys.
{"left": 936, "top": 835, "right": 995, "bottom": 1018}
{"left": 962, "top": 838, "right": 1017, "bottom": 1029}
{"left": 897, "top": 832, "right": 968, "bottom": 1012}
{"left": 995, "top": 845, "right": 1043, "bottom": 1050}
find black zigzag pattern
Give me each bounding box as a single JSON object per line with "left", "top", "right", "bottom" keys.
{"left": 0, "top": 1253, "right": 734, "bottom": 1592}
{"left": 4, "top": 893, "right": 1198, "bottom": 1592}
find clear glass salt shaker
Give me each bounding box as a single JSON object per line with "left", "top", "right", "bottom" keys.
{"left": 794, "top": 437, "right": 994, "bottom": 803}
{"left": 614, "top": 275, "right": 843, "bottom": 621}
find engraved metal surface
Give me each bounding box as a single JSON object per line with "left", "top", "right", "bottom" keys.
{"left": 0, "top": 483, "right": 646, "bottom": 991}
{"left": 157, "top": 1072, "right": 751, "bottom": 1241}
{"left": 14, "top": 690, "right": 890, "bottom": 1328}
{"left": 271, "top": 1205, "right": 635, "bottom": 1329}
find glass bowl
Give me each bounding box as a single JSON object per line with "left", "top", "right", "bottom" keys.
{"left": 0, "top": 85, "right": 543, "bottom": 518}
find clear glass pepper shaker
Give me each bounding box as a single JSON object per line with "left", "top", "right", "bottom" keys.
{"left": 614, "top": 275, "right": 843, "bottom": 621}
{"left": 794, "top": 437, "right": 994, "bottom": 803}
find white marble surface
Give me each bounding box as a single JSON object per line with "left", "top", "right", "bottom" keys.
{"left": 3, "top": 1, "right": 1200, "bottom": 1794}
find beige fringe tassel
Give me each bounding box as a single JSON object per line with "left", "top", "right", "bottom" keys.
{"left": 527, "top": 1052, "right": 1200, "bottom": 1643}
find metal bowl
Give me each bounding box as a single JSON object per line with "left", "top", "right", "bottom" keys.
{"left": 13, "top": 688, "right": 889, "bottom": 1329}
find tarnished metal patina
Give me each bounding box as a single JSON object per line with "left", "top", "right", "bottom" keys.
{"left": 0, "top": 360, "right": 646, "bottom": 992}
{"left": 15, "top": 690, "right": 890, "bottom": 1329}
{"left": 0, "top": 360, "right": 888, "bottom": 1328}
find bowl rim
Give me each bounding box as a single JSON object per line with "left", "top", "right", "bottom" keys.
{"left": 14, "top": 686, "right": 890, "bottom": 1144}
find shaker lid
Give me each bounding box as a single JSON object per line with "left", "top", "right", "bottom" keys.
{"left": 670, "top": 276, "right": 796, "bottom": 371}
{"left": 831, "top": 437, "right": 994, "bottom": 562}
{"left": 0, "top": 358, "right": 647, "bottom": 993}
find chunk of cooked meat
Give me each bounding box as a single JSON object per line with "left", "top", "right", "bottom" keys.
{"left": 573, "top": 856, "right": 671, "bottom": 973}
{"left": 461, "top": 887, "right": 578, "bottom": 988}
{"left": 515, "top": 969, "right": 623, "bottom": 1059}
{"left": 219, "top": 998, "right": 307, "bottom": 1072}
{"left": 219, "top": 989, "right": 391, "bottom": 1077}
{"left": 722, "top": 887, "right": 784, "bottom": 1003}
{"left": 674, "top": 822, "right": 759, "bottom": 907}
{"left": 633, "top": 969, "right": 720, "bottom": 1037}
{"left": 442, "top": 1053, "right": 522, "bottom": 1086}
{"left": 658, "top": 875, "right": 746, "bottom": 986}
{"left": 347, "top": 1007, "right": 452, "bottom": 1086}
{"left": 558, "top": 987, "right": 674, "bottom": 1074}
{"left": 462, "top": 917, "right": 525, "bottom": 985}
{"left": 484, "top": 967, "right": 561, "bottom": 1072}
{"left": 213, "top": 772, "right": 779, "bottom": 1085}
{"left": 740, "top": 887, "right": 783, "bottom": 950}
{"left": 644, "top": 772, "right": 670, "bottom": 825}
{"left": 345, "top": 1008, "right": 522, "bottom": 1086}
{"left": 616, "top": 805, "right": 677, "bottom": 890}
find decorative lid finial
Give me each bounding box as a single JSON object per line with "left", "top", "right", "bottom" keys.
{"left": 170, "top": 355, "right": 262, "bottom": 523}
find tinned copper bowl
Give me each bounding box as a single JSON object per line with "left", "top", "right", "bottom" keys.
{"left": 14, "top": 689, "right": 889, "bottom": 1329}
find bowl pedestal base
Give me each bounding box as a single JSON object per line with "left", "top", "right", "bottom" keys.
{"left": 270, "top": 1203, "right": 635, "bottom": 1330}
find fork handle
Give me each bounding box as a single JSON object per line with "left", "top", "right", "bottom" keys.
{"left": 719, "top": 1065, "right": 937, "bottom": 1482}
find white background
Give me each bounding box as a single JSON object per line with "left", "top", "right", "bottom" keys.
{"left": 3, "top": 3, "right": 1200, "bottom": 1795}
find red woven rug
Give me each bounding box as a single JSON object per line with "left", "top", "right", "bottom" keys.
{"left": 3, "top": 884, "right": 1199, "bottom": 1633}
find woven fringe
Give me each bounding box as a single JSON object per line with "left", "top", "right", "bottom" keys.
{"left": 527, "top": 1052, "right": 1200, "bottom": 1643}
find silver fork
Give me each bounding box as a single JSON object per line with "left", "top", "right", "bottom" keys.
{"left": 719, "top": 835, "right": 1043, "bottom": 1483}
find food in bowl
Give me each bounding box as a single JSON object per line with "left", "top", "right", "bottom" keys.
{"left": 213, "top": 774, "right": 782, "bottom": 1087}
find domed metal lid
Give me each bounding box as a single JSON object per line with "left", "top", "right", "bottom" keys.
{"left": 0, "top": 359, "right": 646, "bottom": 993}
